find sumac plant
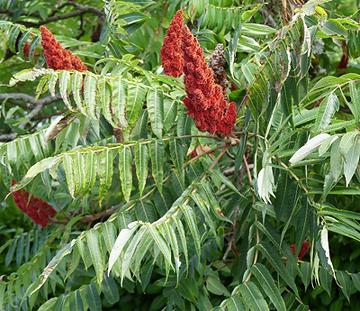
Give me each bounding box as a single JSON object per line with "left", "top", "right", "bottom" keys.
{"left": 0, "top": 0, "right": 359, "bottom": 310}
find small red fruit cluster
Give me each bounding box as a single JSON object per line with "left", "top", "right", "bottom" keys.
{"left": 160, "top": 10, "right": 236, "bottom": 136}
{"left": 40, "top": 26, "right": 87, "bottom": 71}
{"left": 12, "top": 181, "right": 56, "bottom": 228}
{"left": 22, "top": 40, "right": 40, "bottom": 59}
{"left": 160, "top": 10, "right": 184, "bottom": 77}
{"left": 290, "top": 240, "right": 310, "bottom": 260}
{"left": 23, "top": 42, "right": 30, "bottom": 58}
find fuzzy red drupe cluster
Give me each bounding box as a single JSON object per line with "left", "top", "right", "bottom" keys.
{"left": 160, "top": 10, "right": 236, "bottom": 136}
{"left": 160, "top": 10, "right": 184, "bottom": 77}
{"left": 12, "top": 181, "right": 56, "bottom": 228}
{"left": 40, "top": 26, "right": 87, "bottom": 71}
{"left": 23, "top": 42, "right": 30, "bottom": 58}
{"left": 290, "top": 240, "right": 310, "bottom": 260}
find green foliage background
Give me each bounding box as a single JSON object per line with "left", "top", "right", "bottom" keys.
{"left": 0, "top": 0, "right": 359, "bottom": 310}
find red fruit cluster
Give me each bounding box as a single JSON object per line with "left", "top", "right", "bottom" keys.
{"left": 23, "top": 42, "right": 30, "bottom": 58}
{"left": 290, "top": 240, "right": 310, "bottom": 260}
{"left": 160, "top": 10, "right": 184, "bottom": 77}
{"left": 12, "top": 181, "right": 56, "bottom": 228}
{"left": 22, "top": 40, "right": 40, "bottom": 59}
{"left": 160, "top": 10, "right": 236, "bottom": 136}
{"left": 182, "top": 26, "right": 236, "bottom": 135}
{"left": 40, "top": 26, "right": 87, "bottom": 71}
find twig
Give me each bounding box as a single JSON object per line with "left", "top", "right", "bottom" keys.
{"left": 76, "top": 14, "right": 85, "bottom": 40}
{"left": 244, "top": 214, "right": 260, "bottom": 283}
{"left": 209, "top": 147, "right": 229, "bottom": 171}
{"left": 275, "top": 157, "right": 309, "bottom": 194}
{"left": 260, "top": 8, "right": 277, "bottom": 28}
{"left": 113, "top": 127, "right": 124, "bottom": 143}
{"left": 243, "top": 155, "right": 253, "bottom": 184}
{"left": 50, "top": 207, "right": 116, "bottom": 225}
{"left": 185, "top": 143, "right": 230, "bottom": 166}
{"left": 223, "top": 206, "right": 240, "bottom": 260}
{"left": 223, "top": 167, "right": 235, "bottom": 176}
{"left": 78, "top": 207, "right": 118, "bottom": 224}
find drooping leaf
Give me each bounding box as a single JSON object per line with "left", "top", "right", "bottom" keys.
{"left": 59, "top": 71, "right": 73, "bottom": 111}
{"left": 134, "top": 142, "right": 148, "bottom": 196}
{"left": 84, "top": 73, "right": 99, "bottom": 119}
{"left": 257, "top": 243, "right": 299, "bottom": 296}
{"left": 108, "top": 222, "right": 140, "bottom": 275}
{"left": 86, "top": 229, "right": 105, "bottom": 284}
{"left": 110, "top": 78, "right": 128, "bottom": 128}
{"left": 147, "top": 88, "right": 164, "bottom": 139}
{"left": 290, "top": 133, "right": 331, "bottom": 164}
{"left": 97, "top": 148, "right": 114, "bottom": 201}
{"left": 118, "top": 146, "right": 133, "bottom": 202}
{"left": 336, "top": 270, "right": 355, "bottom": 302}
{"left": 127, "top": 83, "right": 146, "bottom": 126}
{"left": 149, "top": 139, "right": 164, "bottom": 192}
{"left": 317, "top": 226, "right": 336, "bottom": 278}
{"left": 314, "top": 93, "right": 339, "bottom": 132}
{"left": 250, "top": 263, "right": 286, "bottom": 311}
{"left": 238, "top": 282, "right": 269, "bottom": 311}
{"left": 149, "top": 225, "right": 173, "bottom": 270}
{"left": 343, "top": 137, "right": 360, "bottom": 186}
{"left": 349, "top": 81, "right": 360, "bottom": 121}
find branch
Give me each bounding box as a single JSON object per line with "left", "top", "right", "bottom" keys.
{"left": 0, "top": 93, "right": 34, "bottom": 103}
{"left": 260, "top": 8, "right": 277, "bottom": 28}
{"left": 0, "top": 93, "right": 60, "bottom": 111}
{"left": 19, "top": 4, "right": 103, "bottom": 27}
{"left": 79, "top": 207, "right": 117, "bottom": 224}
{"left": 0, "top": 9, "right": 10, "bottom": 14}
{"left": 222, "top": 206, "right": 240, "bottom": 260}
{"left": 0, "top": 133, "right": 16, "bottom": 141}
{"left": 20, "top": 11, "right": 89, "bottom": 27}
{"left": 1, "top": 2, "right": 104, "bottom": 39}
{"left": 26, "top": 95, "right": 60, "bottom": 120}
{"left": 67, "top": 2, "right": 103, "bottom": 17}
{"left": 243, "top": 155, "right": 253, "bottom": 184}
{"left": 0, "top": 93, "right": 61, "bottom": 141}
{"left": 51, "top": 206, "right": 117, "bottom": 225}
